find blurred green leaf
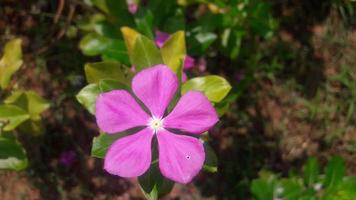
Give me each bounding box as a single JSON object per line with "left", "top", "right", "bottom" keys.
{"left": 76, "top": 84, "right": 100, "bottom": 114}
{"left": 138, "top": 163, "right": 174, "bottom": 200}
{"left": 132, "top": 35, "right": 163, "bottom": 70}
{"left": 79, "top": 33, "right": 112, "bottom": 56}
{"left": 251, "top": 171, "right": 278, "bottom": 200}
{"left": 135, "top": 10, "right": 154, "bottom": 39}
{"left": 0, "top": 136, "right": 28, "bottom": 171}
{"left": 4, "top": 90, "right": 49, "bottom": 121}
{"left": 91, "top": 132, "right": 124, "bottom": 158}
{"left": 0, "top": 38, "right": 23, "bottom": 89}
{"left": 84, "top": 62, "right": 129, "bottom": 84}
{"left": 324, "top": 156, "right": 346, "bottom": 189}
{"left": 304, "top": 157, "right": 320, "bottom": 187}
{"left": 182, "top": 75, "right": 231, "bottom": 103}
{"left": 0, "top": 105, "right": 30, "bottom": 131}
{"left": 25, "top": 91, "right": 50, "bottom": 120}
{"left": 203, "top": 143, "right": 218, "bottom": 173}
{"left": 161, "top": 31, "right": 186, "bottom": 74}
{"left": 280, "top": 179, "right": 304, "bottom": 200}
{"left": 18, "top": 120, "right": 45, "bottom": 136}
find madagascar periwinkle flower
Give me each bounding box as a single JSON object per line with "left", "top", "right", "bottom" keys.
{"left": 96, "top": 64, "right": 218, "bottom": 184}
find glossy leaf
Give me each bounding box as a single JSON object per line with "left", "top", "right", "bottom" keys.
{"left": 304, "top": 157, "right": 320, "bottom": 187}
{"left": 0, "top": 105, "right": 30, "bottom": 131}
{"left": 181, "top": 75, "right": 231, "bottom": 103}
{"left": 0, "top": 38, "right": 23, "bottom": 89}
{"left": 79, "top": 33, "right": 112, "bottom": 56}
{"left": 84, "top": 62, "right": 129, "bottom": 84}
{"left": 0, "top": 136, "right": 28, "bottom": 170}
{"left": 121, "top": 27, "right": 140, "bottom": 57}
{"left": 131, "top": 35, "right": 163, "bottom": 70}
{"left": 324, "top": 156, "right": 346, "bottom": 188}
{"left": 160, "top": 31, "right": 186, "bottom": 74}
{"left": 138, "top": 163, "right": 174, "bottom": 200}
{"left": 91, "top": 132, "right": 125, "bottom": 158}
{"left": 76, "top": 84, "right": 100, "bottom": 114}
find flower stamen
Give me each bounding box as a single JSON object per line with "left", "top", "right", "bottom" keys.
{"left": 148, "top": 117, "right": 164, "bottom": 133}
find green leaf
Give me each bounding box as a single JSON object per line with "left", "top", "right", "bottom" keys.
{"left": 84, "top": 62, "right": 129, "bottom": 84}
{"left": 91, "top": 132, "right": 125, "bottom": 158}
{"left": 79, "top": 33, "right": 112, "bottom": 56}
{"left": 280, "top": 179, "right": 303, "bottom": 200}
{"left": 132, "top": 35, "right": 163, "bottom": 70}
{"left": 121, "top": 27, "right": 140, "bottom": 58}
{"left": 0, "top": 105, "right": 30, "bottom": 131}
{"left": 0, "top": 38, "right": 23, "bottom": 89}
{"left": 76, "top": 84, "right": 100, "bottom": 114}
{"left": 138, "top": 163, "right": 174, "bottom": 200}
{"left": 181, "top": 75, "right": 231, "bottom": 103}
{"left": 160, "top": 31, "right": 186, "bottom": 74}
{"left": 324, "top": 156, "right": 346, "bottom": 188}
{"left": 25, "top": 91, "right": 50, "bottom": 120}
{"left": 4, "top": 90, "right": 49, "bottom": 121}
{"left": 304, "top": 157, "right": 320, "bottom": 187}
{"left": 0, "top": 136, "right": 28, "bottom": 170}
{"left": 251, "top": 171, "right": 278, "bottom": 200}
{"left": 203, "top": 143, "right": 218, "bottom": 173}
{"left": 99, "top": 79, "right": 130, "bottom": 93}
{"left": 135, "top": 10, "right": 154, "bottom": 39}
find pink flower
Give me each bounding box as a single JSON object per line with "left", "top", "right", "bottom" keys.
{"left": 128, "top": 3, "right": 138, "bottom": 14}
{"left": 95, "top": 65, "right": 218, "bottom": 184}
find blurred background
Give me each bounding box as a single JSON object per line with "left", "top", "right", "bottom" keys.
{"left": 0, "top": 0, "right": 355, "bottom": 199}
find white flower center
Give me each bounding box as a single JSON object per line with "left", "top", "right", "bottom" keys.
{"left": 148, "top": 117, "right": 164, "bottom": 133}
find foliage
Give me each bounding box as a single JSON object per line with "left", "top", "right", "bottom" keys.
{"left": 251, "top": 156, "right": 356, "bottom": 200}
{"left": 0, "top": 39, "right": 50, "bottom": 171}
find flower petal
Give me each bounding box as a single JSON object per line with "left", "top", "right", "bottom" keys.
{"left": 164, "top": 91, "right": 218, "bottom": 134}
{"left": 132, "top": 64, "right": 178, "bottom": 118}
{"left": 96, "top": 90, "right": 150, "bottom": 133}
{"left": 157, "top": 129, "right": 204, "bottom": 184}
{"left": 104, "top": 128, "right": 154, "bottom": 177}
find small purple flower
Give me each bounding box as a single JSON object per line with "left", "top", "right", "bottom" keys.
{"left": 96, "top": 65, "right": 218, "bottom": 184}
{"left": 59, "top": 150, "right": 76, "bottom": 167}
{"left": 155, "top": 31, "right": 170, "bottom": 48}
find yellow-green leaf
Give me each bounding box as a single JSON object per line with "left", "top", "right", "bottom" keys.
{"left": 0, "top": 38, "right": 23, "bottom": 89}
{"left": 84, "top": 61, "right": 129, "bottom": 84}
{"left": 181, "top": 75, "right": 231, "bottom": 103}
{"left": 131, "top": 35, "right": 163, "bottom": 70}
{"left": 161, "top": 31, "right": 186, "bottom": 73}
{"left": 121, "top": 27, "right": 140, "bottom": 59}
{"left": 0, "top": 105, "right": 30, "bottom": 131}
{"left": 25, "top": 91, "right": 50, "bottom": 120}
{"left": 4, "top": 90, "right": 50, "bottom": 121}
{"left": 76, "top": 84, "right": 100, "bottom": 114}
